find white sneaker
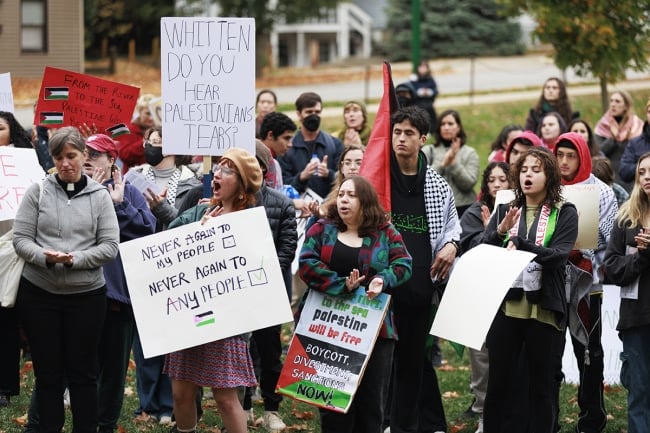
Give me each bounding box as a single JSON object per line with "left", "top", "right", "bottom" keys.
{"left": 159, "top": 415, "right": 173, "bottom": 426}
{"left": 63, "top": 388, "right": 70, "bottom": 408}
{"left": 475, "top": 415, "right": 484, "bottom": 433}
{"left": 262, "top": 411, "right": 286, "bottom": 431}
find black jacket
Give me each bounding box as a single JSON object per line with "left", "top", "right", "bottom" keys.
{"left": 256, "top": 185, "right": 298, "bottom": 273}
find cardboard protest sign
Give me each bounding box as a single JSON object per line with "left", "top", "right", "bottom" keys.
{"left": 430, "top": 244, "right": 536, "bottom": 350}
{"left": 0, "top": 147, "right": 45, "bottom": 221}
{"left": 160, "top": 17, "right": 256, "bottom": 156}
{"left": 562, "top": 285, "right": 622, "bottom": 385}
{"left": 33, "top": 67, "right": 140, "bottom": 136}
{"left": 562, "top": 183, "right": 599, "bottom": 249}
{"left": 0, "top": 73, "right": 15, "bottom": 113}
{"left": 277, "top": 287, "right": 389, "bottom": 413}
{"left": 119, "top": 206, "right": 293, "bottom": 358}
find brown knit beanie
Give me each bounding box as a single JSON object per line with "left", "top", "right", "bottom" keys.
{"left": 255, "top": 139, "right": 271, "bottom": 173}
{"left": 221, "top": 148, "right": 263, "bottom": 194}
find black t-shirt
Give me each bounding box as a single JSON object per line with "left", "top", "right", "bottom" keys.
{"left": 391, "top": 164, "right": 436, "bottom": 306}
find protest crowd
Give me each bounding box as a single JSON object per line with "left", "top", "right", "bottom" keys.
{"left": 2, "top": 49, "right": 650, "bottom": 433}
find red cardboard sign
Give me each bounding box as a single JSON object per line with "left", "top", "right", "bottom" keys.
{"left": 34, "top": 67, "right": 140, "bottom": 134}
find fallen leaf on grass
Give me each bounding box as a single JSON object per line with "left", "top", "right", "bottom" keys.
{"left": 438, "top": 364, "right": 458, "bottom": 372}
{"left": 449, "top": 422, "right": 467, "bottom": 433}
{"left": 285, "top": 423, "right": 313, "bottom": 431}
{"left": 128, "top": 359, "right": 136, "bottom": 370}
{"left": 133, "top": 412, "right": 154, "bottom": 423}
{"left": 117, "top": 426, "right": 127, "bottom": 433}
{"left": 20, "top": 361, "right": 33, "bottom": 376}
{"left": 123, "top": 386, "right": 134, "bottom": 397}
{"left": 442, "top": 391, "right": 460, "bottom": 399}
{"left": 12, "top": 414, "right": 28, "bottom": 426}
{"left": 291, "top": 409, "right": 316, "bottom": 420}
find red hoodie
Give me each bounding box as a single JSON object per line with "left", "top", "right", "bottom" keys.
{"left": 553, "top": 132, "right": 592, "bottom": 185}
{"left": 504, "top": 130, "right": 544, "bottom": 163}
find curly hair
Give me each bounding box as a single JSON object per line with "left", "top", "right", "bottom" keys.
{"left": 480, "top": 162, "right": 510, "bottom": 211}
{"left": 325, "top": 175, "right": 387, "bottom": 237}
{"left": 534, "top": 77, "right": 574, "bottom": 126}
{"left": 510, "top": 147, "right": 563, "bottom": 209}
{"left": 391, "top": 105, "right": 430, "bottom": 137}
{"left": 0, "top": 111, "right": 32, "bottom": 148}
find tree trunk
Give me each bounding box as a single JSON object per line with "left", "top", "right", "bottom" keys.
{"left": 599, "top": 76, "right": 609, "bottom": 113}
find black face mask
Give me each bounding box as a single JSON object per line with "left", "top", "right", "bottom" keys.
{"left": 302, "top": 114, "right": 321, "bottom": 132}
{"left": 144, "top": 144, "right": 164, "bottom": 166}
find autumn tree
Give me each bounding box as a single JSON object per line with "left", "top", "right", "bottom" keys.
{"left": 385, "top": 0, "right": 524, "bottom": 61}
{"left": 497, "top": 0, "right": 650, "bottom": 111}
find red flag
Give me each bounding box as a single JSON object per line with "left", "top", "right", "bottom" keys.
{"left": 360, "top": 61, "right": 397, "bottom": 213}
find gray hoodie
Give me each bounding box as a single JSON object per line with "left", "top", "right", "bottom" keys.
{"left": 13, "top": 175, "right": 119, "bottom": 294}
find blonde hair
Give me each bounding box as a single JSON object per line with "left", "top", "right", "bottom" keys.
{"left": 136, "top": 93, "right": 155, "bottom": 114}
{"left": 617, "top": 152, "right": 650, "bottom": 228}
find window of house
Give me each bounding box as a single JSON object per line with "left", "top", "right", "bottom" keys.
{"left": 21, "top": 0, "right": 47, "bottom": 52}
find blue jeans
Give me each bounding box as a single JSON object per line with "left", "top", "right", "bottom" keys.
{"left": 132, "top": 332, "right": 173, "bottom": 418}
{"left": 619, "top": 325, "right": 650, "bottom": 433}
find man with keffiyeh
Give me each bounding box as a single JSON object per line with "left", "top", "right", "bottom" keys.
{"left": 387, "top": 106, "right": 461, "bottom": 433}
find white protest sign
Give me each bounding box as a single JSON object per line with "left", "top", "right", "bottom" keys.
{"left": 277, "top": 287, "right": 389, "bottom": 412}
{"left": 430, "top": 244, "right": 536, "bottom": 350}
{"left": 561, "top": 285, "right": 622, "bottom": 385}
{"left": 160, "top": 17, "right": 255, "bottom": 156}
{"left": 0, "top": 147, "right": 45, "bottom": 221}
{"left": 120, "top": 206, "right": 293, "bottom": 358}
{"left": 0, "top": 73, "right": 14, "bottom": 113}
{"left": 494, "top": 184, "right": 599, "bottom": 249}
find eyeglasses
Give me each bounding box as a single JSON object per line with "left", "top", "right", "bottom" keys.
{"left": 213, "top": 165, "right": 237, "bottom": 176}
{"left": 86, "top": 148, "right": 107, "bottom": 160}
{"left": 342, "top": 159, "right": 362, "bottom": 167}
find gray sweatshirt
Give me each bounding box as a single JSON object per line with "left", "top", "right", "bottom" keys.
{"left": 13, "top": 175, "right": 119, "bottom": 294}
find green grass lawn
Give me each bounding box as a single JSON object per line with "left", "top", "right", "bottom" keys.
{"left": 1, "top": 90, "right": 639, "bottom": 433}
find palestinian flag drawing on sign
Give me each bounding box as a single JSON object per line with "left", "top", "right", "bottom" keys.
{"left": 194, "top": 311, "right": 215, "bottom": 327}
{"left": 40, "top": 112, "right": 64, "bottom": 125}
{"left": 44, "top": 87, "right": 69, "bottom": 100}
{"left": 107, "top": 123, "right": 130, "bottom": 139}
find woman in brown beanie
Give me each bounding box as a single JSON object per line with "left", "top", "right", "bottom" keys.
{"left": 164, "top": 148, "right": 263, "bottom": 433}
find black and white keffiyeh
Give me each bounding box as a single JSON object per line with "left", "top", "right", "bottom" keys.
{"left": 145, "top": 166, "right": 182, "bottom": 206}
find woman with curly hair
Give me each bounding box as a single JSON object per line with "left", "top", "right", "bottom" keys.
{"left": 481, "top": 148, "right": 578, "bottom": 432}
{"left": 0, "top": 111, "right": 32, "bottom": 148}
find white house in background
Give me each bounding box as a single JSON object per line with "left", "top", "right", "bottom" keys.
{"left": 180, "top": 0, "right": 374, "bottom": 68}
{"left": 269, "top": 2, "right": 373, "bottom": 67}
